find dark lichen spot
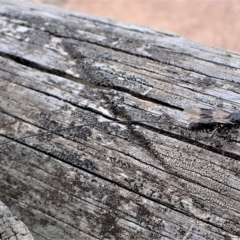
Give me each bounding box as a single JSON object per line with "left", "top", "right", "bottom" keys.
{"left": 197, "top": 77, "right": 217, "bottom": 88}
{"left": 100, "top": 212, "right": 122, "bottom": 239}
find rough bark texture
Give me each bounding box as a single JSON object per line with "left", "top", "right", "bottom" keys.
{"left": 0, "top": 1, "right": 240, "bottom": 239}
{"left": 0, "top": 200, "right": 34, "bottom": 240}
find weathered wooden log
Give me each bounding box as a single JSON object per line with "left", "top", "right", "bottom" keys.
{"left": 0, "top": 200, "right": 34, "bottom": 240}
{"left": 0, "top": 0, "right": 240, "bottom": 239}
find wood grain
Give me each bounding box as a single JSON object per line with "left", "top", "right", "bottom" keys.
{"left": 0, "top": 200, "right": 34, "bottom": 240}
{"left": 0, "top": 1, "right": 240, "bottom": 239}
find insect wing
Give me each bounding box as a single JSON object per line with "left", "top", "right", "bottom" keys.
{"left": 211, "top": 109, "right": 233, "bottom": 124}
{"left": 184, "top": 108, "right": 213, "bottom": 124}
{"left": 184, "top": 107, "right": 232, "bottom": 124}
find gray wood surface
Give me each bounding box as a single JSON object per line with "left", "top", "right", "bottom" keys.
{"left": 0, "top": 200, "right": 34, "bottom": 240}
{"left": 0, "top": 1, "right": 240, "bottom": 239}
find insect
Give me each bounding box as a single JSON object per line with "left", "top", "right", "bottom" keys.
{"left": 184, "top": 107, "right": 240, "bottom": 152}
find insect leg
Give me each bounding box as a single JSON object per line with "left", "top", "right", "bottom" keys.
{"left": 198, "top": 127, "right": 219, "bottom": 153}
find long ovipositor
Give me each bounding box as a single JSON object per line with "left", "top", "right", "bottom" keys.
{"left": 0, "top": 119, "right": 176, "bottom": 146}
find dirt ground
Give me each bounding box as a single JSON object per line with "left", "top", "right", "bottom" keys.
{"left": 29, "top": 0, "right": 240, "bottom": 53}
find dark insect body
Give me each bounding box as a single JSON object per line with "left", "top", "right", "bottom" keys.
{"left": 184, "top": 107, "right": 240, "bottom": 131}
{"left": 184, "top": 107, "right": 240, "bottom": 151}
